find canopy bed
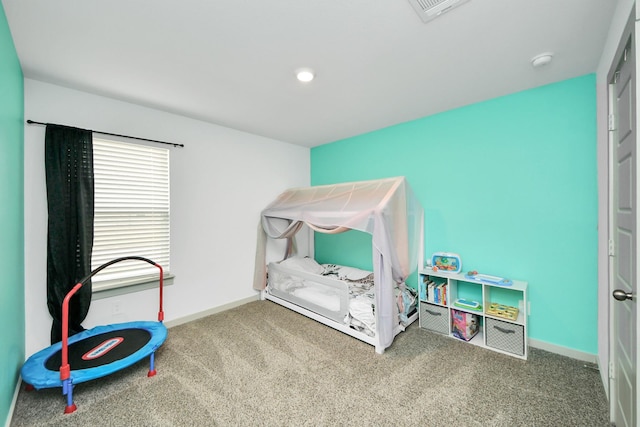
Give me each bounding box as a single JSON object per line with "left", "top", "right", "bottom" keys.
{"left": 254, "top": 177, "right": 424, "bottom": 353}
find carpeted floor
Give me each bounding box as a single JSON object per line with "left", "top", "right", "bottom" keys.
{"left": 11, "top": 300, "right": 610, "bottom": 426}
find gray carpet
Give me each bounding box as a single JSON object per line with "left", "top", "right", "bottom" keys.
{"left": 11, "top": 300, "right": 609, "bottom": 426}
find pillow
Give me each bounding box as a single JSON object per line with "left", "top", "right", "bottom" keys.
{"left": 279, "top": 256, "right": 324, "bottom": 274}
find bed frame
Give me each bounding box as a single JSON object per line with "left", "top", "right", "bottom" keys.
{"left": 262, "top": 261, "right": 417, "bottom": 354}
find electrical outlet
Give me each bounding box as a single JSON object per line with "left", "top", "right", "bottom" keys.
{"left": 112, "top": 300, "right": 122, "bottom": 315}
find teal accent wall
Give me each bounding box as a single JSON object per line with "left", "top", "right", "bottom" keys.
{"left": 0, "top": 4, "right": 24, "bottom": 425}
{"left": 311, "top": 75, "right": 598, "bottom": 354}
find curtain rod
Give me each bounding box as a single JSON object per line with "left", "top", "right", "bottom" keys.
{"left": 26, "top": 120, "right": 185, "bottom": 148}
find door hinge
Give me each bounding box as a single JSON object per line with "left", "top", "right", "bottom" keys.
{"left": 609, "top": 361, "right": 615, "bottom": 380}
{"left": 609, "top": 239, "right": 616, "bottom": 256}
{"left": 608, "top": 114, "right": 616, "bottom": 131}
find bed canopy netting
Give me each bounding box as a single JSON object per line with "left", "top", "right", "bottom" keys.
{"left": 254, "top": 176, "right": 424, "bottom": 352}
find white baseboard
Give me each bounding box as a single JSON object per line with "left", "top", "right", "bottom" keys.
{"left": 529, "top": 338, "right": 598, "bottom": 364}
{"left": 4, "top": 376, "right": 21, "bottom": 427}
{"left": 164, "top": 294, "right": 260, "bottom": 328}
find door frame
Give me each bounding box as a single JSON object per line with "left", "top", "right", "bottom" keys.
{"left": 607, "top": 6, "right": 638, "bottom": 426}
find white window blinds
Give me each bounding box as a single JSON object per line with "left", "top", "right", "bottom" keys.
{"left": 91, "top": 138, "right": 170, "bottom": 286}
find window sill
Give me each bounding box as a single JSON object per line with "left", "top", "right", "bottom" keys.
{"left": 92, "top": 272, "right": 174, "bottom": 300}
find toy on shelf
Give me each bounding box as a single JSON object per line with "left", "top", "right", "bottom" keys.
{"left": 451, "top": 309, "right": 479, "bottom": 341}
{"left": 453, "top": 298, "right": 482, "bottom": 312}
{"left": 430, "top": 252, "right": 462, "bottom": 273}
{"left": 464, "top": 270, "right": 512, "bottom": 287}
{"left": 486, "top": 302, "right": 519, "bottom": 321}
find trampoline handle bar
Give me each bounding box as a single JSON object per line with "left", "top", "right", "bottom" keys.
{"left": 60, "top": 256, "right": 164, "bottom": 381}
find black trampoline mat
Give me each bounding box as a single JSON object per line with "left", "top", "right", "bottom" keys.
{"left": 45, "top": 328, "right": 152, "bottom": 371}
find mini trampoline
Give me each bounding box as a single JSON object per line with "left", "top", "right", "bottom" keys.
{"left": 21, "top": 256, "right": 167, "bottom": 414}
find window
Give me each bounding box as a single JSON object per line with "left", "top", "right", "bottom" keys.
{"left": 91, "top": 137, "right": 170, "bottom": 292}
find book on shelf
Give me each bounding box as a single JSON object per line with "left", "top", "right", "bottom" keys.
{"left": 439, "top": 282, "right": 447, "bottom": 305}
{"left": 428, "top": 281, "right": 436, "bottom": 303}
{"left": 422, "top": 279, "right": 447, "bottom": 305}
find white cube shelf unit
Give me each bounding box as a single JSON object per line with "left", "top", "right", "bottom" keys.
{"left": 418, "top": 268, "right": 529, "bottom": 360}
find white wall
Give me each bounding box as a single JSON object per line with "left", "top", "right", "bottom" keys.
{"left": 595, "top": 0, "right": 635, "bottom": 398}
{"left": 24, "top": 79, "right": 310, "bottom": 356}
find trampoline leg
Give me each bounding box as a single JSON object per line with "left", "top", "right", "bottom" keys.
{"left": 148, "top": 351, "right": 157, "bottom": 377}
{"left": 62, "top": 379, "right": 77, "bottom": 414}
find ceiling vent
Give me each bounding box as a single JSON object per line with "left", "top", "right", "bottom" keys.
{"left": 408, "top": 0, "right": 470, "bottom": 23}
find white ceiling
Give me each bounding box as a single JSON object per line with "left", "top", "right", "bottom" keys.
{"left": 2, "top": 0, "right": 617, "bottom": 147}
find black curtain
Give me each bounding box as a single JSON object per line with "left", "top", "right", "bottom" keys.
{"left": 45, "top": 124, "right": 94, "bottom": 344}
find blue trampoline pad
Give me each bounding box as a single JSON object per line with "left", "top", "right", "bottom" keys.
{"left": 21, "top": 321, "right": 167, "bottom": 390}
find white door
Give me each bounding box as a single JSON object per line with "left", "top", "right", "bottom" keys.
{"left": 610, "top": 26, "right": 638, "bottom": 427}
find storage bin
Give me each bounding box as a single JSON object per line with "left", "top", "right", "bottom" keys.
{"left": 486, "top": 317, "right": 525, "bottom": 356}
{"left": 419, "top": 302, "right": 449, "bottom": 335}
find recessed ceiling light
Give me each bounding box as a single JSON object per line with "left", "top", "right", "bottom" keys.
{"left": 296, "top": 68, "right": 315, "bottom": 83}
{"left": 531, "top": 52, "right": 553, "bottom": 68}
